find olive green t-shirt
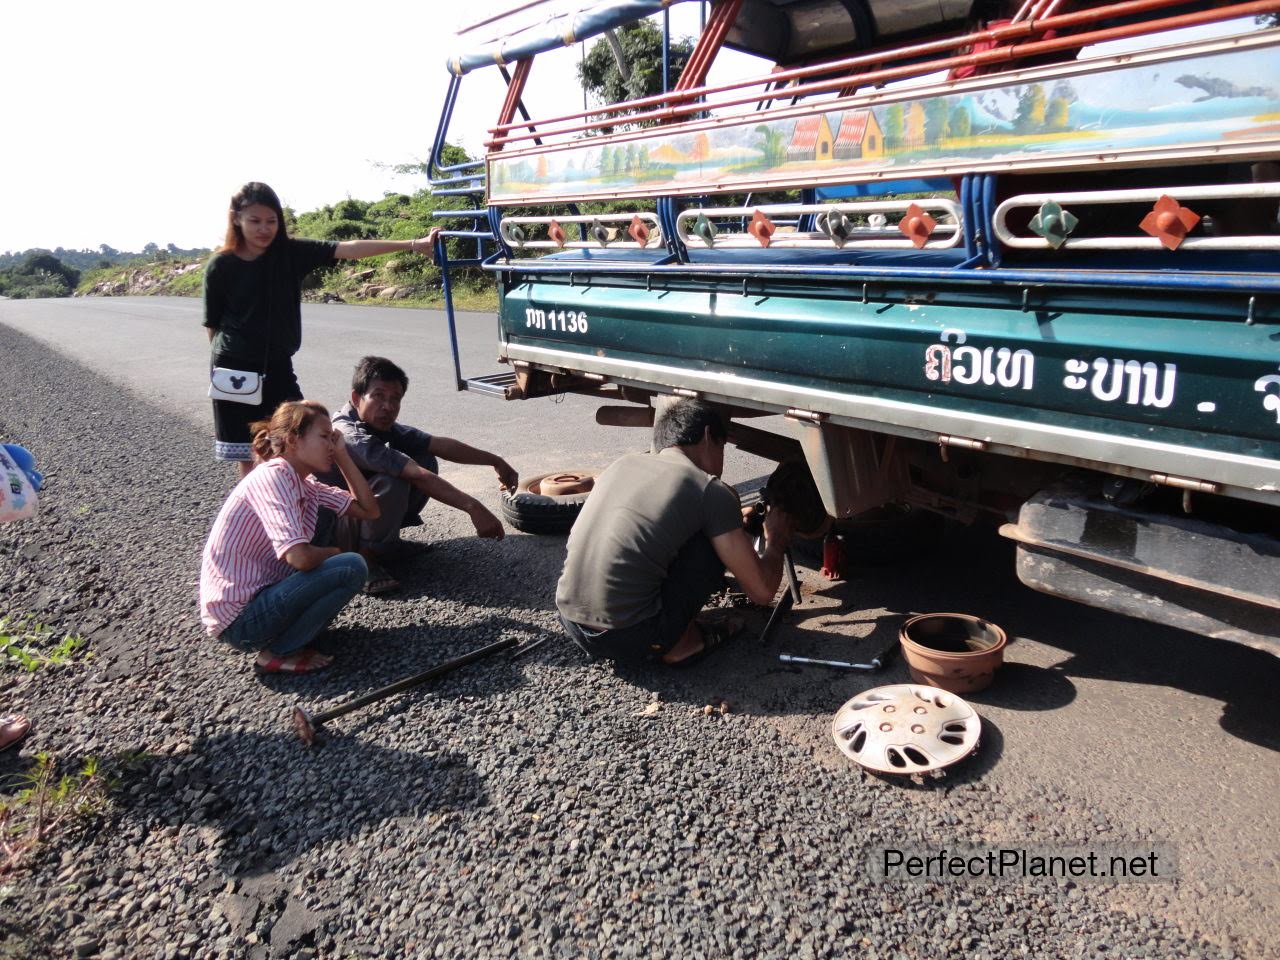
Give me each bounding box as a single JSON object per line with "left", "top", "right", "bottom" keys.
{"left": 202, "top": 237, "right": 337, "bottom": 370}
{"left": 555, "top": 447, "right": 742, "bottom": 629}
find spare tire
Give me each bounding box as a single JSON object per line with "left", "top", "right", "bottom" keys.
{"left": 499, "top": 470, "right": 599, "bottom": 535}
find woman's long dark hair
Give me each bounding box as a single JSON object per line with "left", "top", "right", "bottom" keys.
{"left": 219, "top": 182, "right": 290, "bottom": 254}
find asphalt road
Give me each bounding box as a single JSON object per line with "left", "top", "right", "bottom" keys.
{"left": 2, "top": 295, "right": 1278, "bottom": 955}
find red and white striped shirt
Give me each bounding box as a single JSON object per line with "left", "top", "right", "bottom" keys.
{"left": 199, "top": 458, "right": 354, "bottom": 636}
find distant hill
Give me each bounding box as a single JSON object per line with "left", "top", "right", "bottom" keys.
{"left": 0, "top": 243, "right": 210, "bottom": 274}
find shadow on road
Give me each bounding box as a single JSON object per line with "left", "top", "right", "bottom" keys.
{"left": 117, "top": 731, "right": 486, "bottom": 879}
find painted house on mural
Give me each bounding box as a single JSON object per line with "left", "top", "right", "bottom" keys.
{"left": 832, "top": 109, "right": 884, "bottom": 161}
{"left": 787, "top": 114, "right": 834, "bottom": 162}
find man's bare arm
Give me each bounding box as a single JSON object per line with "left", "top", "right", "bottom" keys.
{"left": 400, "top": 460, "right": 504, "bottom": 539}
{"left": 710, "top": 508, "right": 793, "bottom": 605}
{"left": 428, "top": 437, "right": 518, "bottom": 491}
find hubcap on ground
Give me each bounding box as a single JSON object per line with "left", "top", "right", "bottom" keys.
{"left": 831, "top": 684, "right": 980, "bottom": 774}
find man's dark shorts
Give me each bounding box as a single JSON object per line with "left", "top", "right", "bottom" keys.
{"left": 559, "top": 534, "right": 725, "bottom": 662}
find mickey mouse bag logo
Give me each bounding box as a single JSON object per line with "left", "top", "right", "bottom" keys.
{"left": 209, "top": 366, "right": 264, "bottom": 405}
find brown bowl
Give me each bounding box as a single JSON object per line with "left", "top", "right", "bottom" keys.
{"left": 899, "top": 613, "right": 1007, "bottom": 693}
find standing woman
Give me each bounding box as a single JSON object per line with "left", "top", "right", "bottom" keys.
{"left": 204, "top": 181, "right": 441, "bottom": 476}
{"left": 200, "top": 400, "right": 380, "bottom": 674}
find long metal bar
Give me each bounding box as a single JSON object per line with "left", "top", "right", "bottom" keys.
{"left": 759, "top": 590, "right": 794, "bottom": 646}
{"left": 487, "top": 258, "right": 1280, "bottom": 295}
{"left": 487, "top": 0, "right": 1279, "bottom": 140}
{"left": 783, "top": 550, "right": 801, "bottom": 605}
{"left": 293, "top": 635, "right": 520, "bottom": 744}
{"left": 662, "top": 7, "right": 671, "bottom": 94}
{"left": 438, "top": 233, "right": 466, "bottom": 392}
{"left": 981, "top": 173, "right": 1000, "bottom": 269}
{"left": 430, "top": 74, "right": 464, "bottom": 180}
{"left": 494, "top": 58, "right": 534, "bottom": 155}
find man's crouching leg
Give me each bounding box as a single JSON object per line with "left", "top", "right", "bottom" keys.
{"left": 558, "top": 535, "right": 725, "bottom": 665}
{"left": 655, "top": 533, "right": 727, "bottom": 665}
{"left": 399, "top": 451, "right": 439, "bottom": 530}
{"left": 361, "top": 471, "right": 417, "bottom": 556}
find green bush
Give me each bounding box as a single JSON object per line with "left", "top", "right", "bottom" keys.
{"left": 332, "top": 198, "right": 370, "bottom": 221}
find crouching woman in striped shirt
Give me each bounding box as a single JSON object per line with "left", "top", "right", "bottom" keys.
{"left": 200, "top": 401, "right": 380, "bottom": 673}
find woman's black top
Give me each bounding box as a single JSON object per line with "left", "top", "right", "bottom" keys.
{"left": 203, "top": 237, "right": 338, "bottom": 372}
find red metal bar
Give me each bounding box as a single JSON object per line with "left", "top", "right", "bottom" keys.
{"left": 487, "top": 0, "right": 1271, "bottom": 139}
{"left": 487, "top": 0, "right": 1280, "bottom": 147}
{"left": 675, "top": 0, "right": 744, "bottom": 90}
{"left": 493, "top": 57, "right": 533, "bottom": 153}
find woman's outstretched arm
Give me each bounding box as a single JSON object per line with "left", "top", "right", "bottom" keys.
{"left": 334, "top": 227, "right": 443, "bottom": 262}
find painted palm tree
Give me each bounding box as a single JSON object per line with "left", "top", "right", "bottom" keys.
{"left": 755, "top": 124, "right": 786, "bottom": 169}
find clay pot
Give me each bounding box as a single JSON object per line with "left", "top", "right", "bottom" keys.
{"left": 899, "top": 613, "right": 1007, "bottom": 693}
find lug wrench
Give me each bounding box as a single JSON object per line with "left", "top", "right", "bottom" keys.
{"left": 292, "top": 635, "right": 519, "bottom": 746}
{"left": 778, "top": 638, "right": 899, "bottom": 671}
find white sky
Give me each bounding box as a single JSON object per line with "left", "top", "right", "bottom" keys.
{"left": 1, "top": 2, "right": 1252, "bottom": 255}
{"left": 0, "top": 0, "right": 749, "bottom": 254}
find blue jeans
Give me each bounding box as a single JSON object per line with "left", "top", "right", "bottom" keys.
{"left": 220, "top": 553, "right": 368, "bottom": 655}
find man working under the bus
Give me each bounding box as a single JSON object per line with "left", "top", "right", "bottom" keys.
{"left": 556, "top": 399, "right": 792, "bottom": 666}
{"left": 321, "top": 355, "right": 518, "bottom": 593}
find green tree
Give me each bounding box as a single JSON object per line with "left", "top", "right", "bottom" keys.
{"left": 1015, "top": 83, "right": 1047, "bottom": 133}
{"left": 333, "top": 198, "right": 370, "bottom": 221}
{"left": 577, "top": 20, "right": 693, "bottom": 115}
{"left": 925, "top": 99, "right": 950, "bottom": 144}
{"left": 884, "top": 104, "right": 905, "bottom": 150}
{"left": 1046, "top": 96, "right": 1071, "bottom": 130}
{"left": 20, "top": 252, "right": 79, "bottom": 288}
{"left": 949, "top": 104, "right": 971, "bottom": 140}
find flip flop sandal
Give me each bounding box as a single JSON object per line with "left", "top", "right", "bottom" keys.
{"left": 254, "top": 649, "right": 332, "bottom": 675}
{"left": 0, "top": 714, "right": 32, "bottom": 752}
{"left": 667, "top": 619, "right": 740, "bottom": 669}
{"left": 362, "top": 562, "right": 401, "bottom": 596}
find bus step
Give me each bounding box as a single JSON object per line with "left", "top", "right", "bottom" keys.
{"left": 463, "top": 372, "right": 522, "bottom": 400}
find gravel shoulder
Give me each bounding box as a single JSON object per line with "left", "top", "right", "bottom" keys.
{"left": 0, "top": 315, "right": 1276, "bottom": 960}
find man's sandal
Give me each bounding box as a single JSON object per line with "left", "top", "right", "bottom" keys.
{"left": 254, "top": 649, "right": 332, "bottom": 675}
{"left": 0, "top": 714, "right": 32, "bottom": 752}
{"left": 362, "top": 562, "right": 401, "bottom": 596}
{"left": 666, "top": 617, "right": 744, "bottom": 668}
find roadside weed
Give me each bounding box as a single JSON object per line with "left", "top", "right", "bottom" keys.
{"left": 0, "top": 753, "right": 115, "bottom": 877}
{"left": 0, "top": 616, "right": 86, "bottom": 672}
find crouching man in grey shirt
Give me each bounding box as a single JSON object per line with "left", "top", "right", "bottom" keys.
{"left": 319, "top": 355, "right": 518, "bottom": 594}
{"left": 555, "top": 399, "right": 792, "bottom": 666}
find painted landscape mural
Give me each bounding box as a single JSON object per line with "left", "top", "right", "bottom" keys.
{"left": 488, "top": 41, "right": 1280, "bottom": 203}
